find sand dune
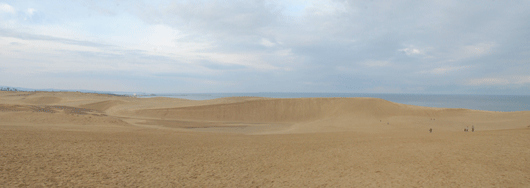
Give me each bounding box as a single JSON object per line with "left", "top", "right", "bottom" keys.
{"left": 3, "top": 90, "right": 529, "bottom": 133}
{"left": 1, "top": 91, "right": 529, "bottom": 187}
{"left": 145, "top": 97, "right": 473, "bottom": 122}
{"left": 132, "top": 97, "right": 530, "bottom": 133}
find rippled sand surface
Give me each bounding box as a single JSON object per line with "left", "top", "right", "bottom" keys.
{"left": 1, "top": 91, "right": 529, "bottom": 187}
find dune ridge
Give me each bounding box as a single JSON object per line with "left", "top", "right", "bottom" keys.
{"left": 133, "top": 97, "right": 464, "bottom": 122}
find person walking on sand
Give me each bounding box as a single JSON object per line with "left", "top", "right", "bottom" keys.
{"left": 472, "top": 125, "right": 474, "bottom": 132}
{"left": 429, "top": 128, "right": 432, "bottom": 133}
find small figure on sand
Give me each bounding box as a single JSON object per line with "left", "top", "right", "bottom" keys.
{"left": 429, "top": 128, "right": 432, "bottom": 133}
{"left": 472, "top": 125, "right": 474, "bottom": 132}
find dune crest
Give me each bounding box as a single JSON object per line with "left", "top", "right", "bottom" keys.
{"left": 133, "top": 98, "right": 470, "bottom": 122}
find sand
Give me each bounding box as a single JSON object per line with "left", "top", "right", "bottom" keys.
{"left": 1, "top": 91, "right": 529, "bottom": 187}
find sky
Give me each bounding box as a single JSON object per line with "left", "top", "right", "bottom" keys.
{"left": 0, "top": 0, "right": 529, "bottom": 94}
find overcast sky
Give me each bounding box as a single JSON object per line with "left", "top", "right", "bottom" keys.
{"left": 1, "top": 0, "right": 529, "bottom": 94}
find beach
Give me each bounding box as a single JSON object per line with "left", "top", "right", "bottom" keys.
{"left": 1, "top": 91, "right": 529, "bottom": 187}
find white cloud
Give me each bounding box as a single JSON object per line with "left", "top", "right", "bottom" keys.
{"left": 460, "top": 42, "right": 495, "bottom": 58}
{"left": 0, "top": 36, "right": 115, "bottom": 73}
{"left": 0, "top": 3, "right": 15, "bottom": 14}
{"left": 275, "top": 49, "right": 292, "bottom": 57}
{"left": 399, "top": 47, "right": 421, "bottom": 56}
{"left": 129, "top": 25, "right": 282, "bottom": 71}
{"left": 0, "top": 36, "right": 105, "bottom": 55}
{"left": 513, "top": 75, "right": 530, "bottom": 84}
{"left": 260, "top": 38, "right": 275, "bottom": 47}
{"left": 201, "top": 52, "right": 280, "bottom": 70}
{"left": 419, "top": 66, "right": 473, "bottom": 75}
{"left": 136, "top": 24, "right": 184, "bottom": 54}
{"left": 462, "top": 42, "right": 495, "bottom": 55}
{"left": 27, "top": 8, "right": 35, "bottom": 16}
{"left": 467, "top": 78, "right": 509, "bottom": 86}
{"left": 467, "top": 76, "right": 530, "bottom": 86}
{"left": 29, "top": 25, "right": 86, "bottom": 40}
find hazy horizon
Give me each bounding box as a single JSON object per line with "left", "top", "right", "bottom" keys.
{"left": 1, "top": 1, "right": 529, "bottom": 95}
{"left": 3, "top": 85, "right": 530, "bottom": 96}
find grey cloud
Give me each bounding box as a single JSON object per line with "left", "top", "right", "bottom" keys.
{"left": 106, "top": 0, "right": 530, "bottom": 93}
{"left": 3, "top": 0, "right": 529, "bottom": 94}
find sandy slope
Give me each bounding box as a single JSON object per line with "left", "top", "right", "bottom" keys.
{"left": 1, "top": 91, "right": 529, "bottom": 187}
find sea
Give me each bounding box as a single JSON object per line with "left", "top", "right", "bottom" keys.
{"left": 132, "top": 93, "right": 530, "bottom": 112}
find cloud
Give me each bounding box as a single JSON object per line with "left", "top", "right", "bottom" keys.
{"left": 305, "top": 1, "right": 346, "bottom": 16}
{"left": 134, "top": 0, "right": 281, "bottom": 37}
{"left": 459, "top": 42, "right": 495, "bottom": 59}
{"left": 260, "top": 38, "right": 275, "bottom": 47}
{"left": 399, "top": 48, "right": 421, "bottom": 56}
{"left": 1, "top": 0, "right": 529, "bottom": 94}
{"left": 26, "top": 8, "right": 35, "bottom": 16}
{"left": 0, "top": 28, "right": 111, "bottom": 48}
{"left": 513, "top": 76, "right": 530, "bottom": 84}
{"left": 419, "top": 66, "right": 473, "bottom": 75}
{"left": 81, "top": 1, "right": 116, "bottom": 16}
{"left": 363, "top": 60, "right": 391, "bottom": 67}
{"left": 467, "top": 76, "right": 530, "bottom": 86}
{"left": 0, "top": 3, "right": 15, "bottom": 14}
{"left": 467, "top": 78, "right": 510, "bottom": 86}
{"left": 0, "top": 35, "right": 209, "bottom": 76}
